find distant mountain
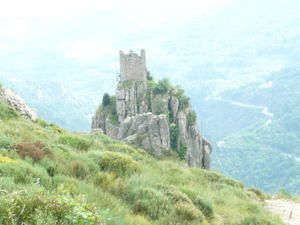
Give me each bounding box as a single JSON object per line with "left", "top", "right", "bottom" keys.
{"left": 206, "top": 65, "right": 300, "bottom": 194}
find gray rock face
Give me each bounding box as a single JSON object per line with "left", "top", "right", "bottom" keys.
{"left": 119, "top": 113, "right": 170, "bottom": 156}
{"left": 116, "top": 81, "right": 148, "bottom": 122}
{"left": 91, "top": 50, "right": 212, "bottom": 169}
{"left": 0, "top": 87, "right": 37, "bottom": 121}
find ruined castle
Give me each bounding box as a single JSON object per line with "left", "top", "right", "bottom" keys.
{"left": 120, "top": 50, "right": 147, "bottom": 82}
{"left": 92, "top": 50, "right": 212, "bottom": 169}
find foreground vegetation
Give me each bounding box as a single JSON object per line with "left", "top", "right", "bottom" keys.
{"left": 0, "top": 101, "right": 284, "bottom": 225}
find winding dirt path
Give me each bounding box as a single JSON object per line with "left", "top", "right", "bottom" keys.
{"left": 265, "top": 199, "right": 300, "bottom": 225}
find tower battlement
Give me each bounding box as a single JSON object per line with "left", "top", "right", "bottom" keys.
{"left": 119, "top": 50, "right": 147, "bottom": 82}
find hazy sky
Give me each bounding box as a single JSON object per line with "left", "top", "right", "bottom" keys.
{"left": 0, "top": 0, "right": 298, "bottom": 85}
{"left": 0, "top": 0, "right": 299, "bottom": 132}
{"left": 0, "top": 0, "right": 235, "bottom": 60}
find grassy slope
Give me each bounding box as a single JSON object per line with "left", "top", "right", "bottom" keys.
{"left": 0, "top": 101, "right": 284, "bottom": 225}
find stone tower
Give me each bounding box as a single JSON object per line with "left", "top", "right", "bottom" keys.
{"left": 119, "top": 50, "right": 147, "bottom": 82}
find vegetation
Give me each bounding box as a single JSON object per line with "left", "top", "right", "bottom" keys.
{"left": 187, "top": 110, "right": 197, "bottom": 126}
{"left": 170, "top": 123, "right": 179, "bottom": 150}
{"left": 0, "top": 101, "right": 285, "bottom": 225}
{"left": 152, "top": 78, "right": 171, "bottom": 95}
{"left": 102, "top": 93, "right": 111, "bottom": 107}
{"left": 97, "top": 94, "right": 118, "bottom": 126}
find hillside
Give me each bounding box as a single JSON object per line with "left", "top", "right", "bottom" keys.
{"left": 0, "top": 96, "right": 284, "bottom": 224}
{"left": 209, "top": 65, "right": 300, "bottom": 194}
{"left": 0, "top": 0, "right": 299, "bottom": 195}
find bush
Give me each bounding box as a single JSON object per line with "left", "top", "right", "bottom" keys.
{"left": 178, "top": 142, "right": 187, "bottom": 160}
{"left": 102, "top": 93, "right": 111, "bottom": 107}
{"left": 70, "top": 160, "right": 89, "bottom": 179}
{"left": 0, "top": 161, "right": 51, "bottom": 186}
{"left": 58, "top": 134, "right": 92, "bottom": 151}
{"left": 153, "top": 79, "right": 171, "bottom": 95}
{"left": 170, "top": 123, "right": 179, "bottom": 150}
{"left": 132, "top": 188, "right": 172, "bottom": 220}
{"left": 202, "top": 171, "right": 244, "bottom": 188}
{"left": 93, "top": 171, "right": 127, "bottom": 196}
{"left": 163, "top": 187, "right": 193, "bottom": 204}
{"left": 0, "top": 187, "right": 105, "bottom": 225}
{"left": 99, "top": 151, "right": 141, "bottom": 176}
{"left": 0, "top": 134, "right": 12, "bottom": 149}
{"left": 175, "top": 202, "right": 204, "bottom": 222}
{"left": 35, "top": 118, "right": 49, "bottom": 127}
{"left": 0, "top": 102, "right": 18, "bottom": 120}
{"left": 36, "top": 119, "right": 65, "bottom": 133}
{"left": 172, "top": 86, "right": 190, "bottom": 110}
{"left": 105, "top": 143, "right": 138, "bottom": 155}
{"left": 193, "top": 196, "right": 214, "bottom": 220}
{"left": 147, "top": 71, "right": 153, "bottom": 81}
{"left": 277, "top": 188, "right": 292, "bottom": 199}
{"left": 247, "top": 188, "right": 266, "bottom": 201}
{"left": 187, "top": 110, "right": 197, "bottom": 126}
{"left": 15, "top": 141, "right": 51, "bottom": 162}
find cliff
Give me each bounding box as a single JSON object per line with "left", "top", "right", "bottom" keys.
{"left": 92, "top": 50, "right": 212, "bottom": 169}
{"left": 0, "top": 86, "right": 37, "bottom": 121}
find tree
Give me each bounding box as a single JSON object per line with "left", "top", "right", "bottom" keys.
{"left": 102, "top": 93, "right": 111, "bottom": 107}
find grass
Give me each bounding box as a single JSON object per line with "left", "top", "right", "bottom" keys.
{"left": 0, "top": 101, "right": 286, "bottom": 225}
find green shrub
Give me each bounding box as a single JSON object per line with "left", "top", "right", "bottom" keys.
{"left": 70, "top": 160, "right": 89, "bottom": 179}
{"left": 93, "top": 171, "right": 127, "bottom": 196}
{"left": 132, "top": 188, "right": 172, "bottom": 220}
{"left": 187, "top": 110, "right": 197, "bottom": 126}
{"left": 153, "top": 79, "right": 171, "bottom": 95}
{"left": 0, "top": 134, "right": 12, "bottom": 149}
{"left": 193, "top": 196, "right": 214, "bottom": 220}
{"left": 172, "top": 86, "right": 190, "bottom": 110}
{"left": 0, "top": 187, "right": 105, "bottom": 225}
{"left": 0, "top": 177, "right": 16, "bottom": 192}
{"left": 277, "top": 188, "right": 292, "bottom": 199}
{"left": 97, "top": 94, "right": 118, "bottom": 126}
{"left": 105, "top": 142, "right": 138, "bottom": 155}
{"left": 202, "top": 171, "right": 244, "bottom": 188}
{"left": 147, "top": 72, "right": 153, "bottom": 81}
{"left": 175, "top": 202, "right": 204, "bottom": 222}
{"left": 163, "top": 187, "right": 193, "bottom": 204}
{"left": 247, "top": 188, "right": 266, "bottom": 201}
{"left": 170, "top": 123, "right": 179, "bottom": 150}
{"left": 35, "top": 118, "right": 49, "bottom": 127}
{"left": 99, "top": 151, "right": 141, "bottom": 176}
{"left": 102, "top": 93, "right": 111, "bottom": 107}
{"left": 36, "top": 119, "right": 65, "bottom": 133}
{"left": 0, "top": 102, "right": 18, "bottom": 120}
{"left": 0, "top": 161, "right": 51, "bottom": 186}
{"left": 58, "top": 134, "right": 92, "bottom": 151}
{"left": 178, "top": 142, "right": 187, "bottom": 160}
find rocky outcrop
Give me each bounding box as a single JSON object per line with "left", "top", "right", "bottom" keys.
{"left": 0, "top": 87, "right": 37, "bottom": 121}
{"left": 116, "top": 81, "right": 148, "bottom": 122}
{"left": 91, "top": 50, "right": 212, "bottom": 169}
{"left": 120, "top": 113, "right": 170, "bottom": 156}
{"left": 92, "top": 80, "right": 212, "bottom": 169}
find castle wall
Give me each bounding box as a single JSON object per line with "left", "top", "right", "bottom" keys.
{"left": 120, "top": 50, "right": 147, "bottom": 82}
